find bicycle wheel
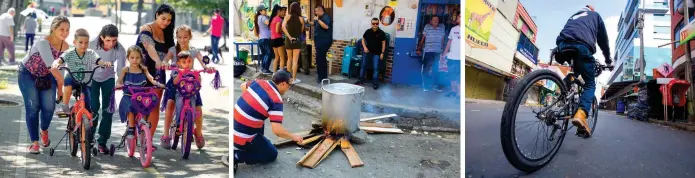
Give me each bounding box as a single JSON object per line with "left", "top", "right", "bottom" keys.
{"left": 69, "top": 116, "right": 78, "bottom": 157}
{"left": 138, "top": 124, "right": 153, "bottom": 168}
{"left": 500, "top": 69, "right": 569, "bottom": 173}
{"left": 588, "top": 98, "right": 599, "bottom": 135}
{"left": 181, "top": 109, "right": 194, "bottom": 159}
{"left": 81, "top": 116, "right": 92, "bottom": 170}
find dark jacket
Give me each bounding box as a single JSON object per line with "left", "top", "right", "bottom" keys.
{"left": 556, "top": 10, "right": 611, "bottom": 60}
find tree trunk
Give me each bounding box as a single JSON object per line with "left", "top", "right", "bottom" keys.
{"left": 136, "top": 0, "right": 143, "bottom": 34}
{"left": 151, "top": 0, "right": 157, "bottom": 22}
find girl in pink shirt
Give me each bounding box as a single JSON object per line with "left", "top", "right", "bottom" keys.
{"left": 269, "top": 5, "right": 287, "bottom": 73}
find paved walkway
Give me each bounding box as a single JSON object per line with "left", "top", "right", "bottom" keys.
{"left": 0, "top": 22, "right": 232, "bottom": 176}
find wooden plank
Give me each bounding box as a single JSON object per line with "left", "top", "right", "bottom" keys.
{"left": 340, "top": 138, "right": 364, "bottom": 168}
{"left": 413, "top": 126, "right": 460, "bottom": 133}
{"left": 360, "top": 114, "right": 398, "bottom": 122}
{"left": 359, "top": 122, "right": 395, "bottom": 128}
{"left": 360, "top": 126, "right": 404, "bottom": 134}
{"left": 300, "top": 137, "right": 338, "bottom": 168}
{"left": 297, "top": 139, "right": 322, "bottom": 165}
{"left": 299, "top": 135, "right": 323, "bottom": 146}
{"left": 314, "top": 138, "right": 340, "bottom": 168}
{"left": 273, "top": 129, "right": 321, "bottom": 147}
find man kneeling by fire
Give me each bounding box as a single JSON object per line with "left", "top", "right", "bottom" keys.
{"left": 233, "top": 69, "right": 304, "bottom": 171}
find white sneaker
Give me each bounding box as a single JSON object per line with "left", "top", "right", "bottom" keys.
{"left": 292, "top": 78, "right": 302, "bottom": 84}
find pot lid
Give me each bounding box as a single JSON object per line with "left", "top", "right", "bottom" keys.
{"left": 322, "top": 83, "right": 365, "bottom": 95}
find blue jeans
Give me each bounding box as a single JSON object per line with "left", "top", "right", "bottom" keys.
{"left": 422, "top": 52, "right": 442, "bottom": 89}
{"left": 211, "top": 35, "right": 221, "bottom": 62}
{"left": 558, "top": 42, "right": 596, "bottom": 112}
{"left": 25, "top": 33, "right": 35, "bottom": 51}
{"left": 235, "top": 135, "right": 278, "bottom": 164}
{"left": 360, "top": 53, "right": 380, "bottom": 82}
{"left": 258, "top": 39, "right": 273, "bottom": 71}
{"left": 18, "top": 66, "right": 57, "bottom": 142}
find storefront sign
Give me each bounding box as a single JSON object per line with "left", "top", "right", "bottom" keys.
{"left": 680, "top": 19, "right": 695, "bottom": 45}
{"left": 465, "top": 0, "right": 496, "bottom": 49}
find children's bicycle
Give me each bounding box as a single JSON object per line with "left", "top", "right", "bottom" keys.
{"left": 50, "top": 66, "right": 103, "bottom": 170}
{"left": 161, "top": 66, "right": 221, "bottom": 159}
{"left": 110, "top": 85, "right": 162, "bottom": 168}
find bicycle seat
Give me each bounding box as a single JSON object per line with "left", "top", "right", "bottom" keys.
{"left": 553, "top": 47, "right": 580, "bottom": 65}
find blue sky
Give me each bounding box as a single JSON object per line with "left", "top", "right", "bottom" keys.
{"left": 520, "top": 0, "right": 629, "bottom": 97}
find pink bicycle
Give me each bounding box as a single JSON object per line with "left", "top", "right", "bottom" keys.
{"left": 161, "top": 66, "right": 221, "bottom": 159}
{"left": 110, "top": 85, "right": 162, "bottom": 168}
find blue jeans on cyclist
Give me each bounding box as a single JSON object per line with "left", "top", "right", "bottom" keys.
{"left": 558, "top": 41, "right": 596, "bottom": 135}
{"left": 558, "top": 42, "right": 596, "bottom": 113}
{"left": 58, "top": 76, "right": 92, "bottom": 114}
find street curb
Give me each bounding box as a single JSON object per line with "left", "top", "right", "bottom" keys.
{"left": 465, "top": 98, "right": 506, "bottom": 105}
{"left": 647, "top": 119, "right": 695, "bottom": 132}
{"left": 246, "top": 66, "right": 460, "bottom": 120}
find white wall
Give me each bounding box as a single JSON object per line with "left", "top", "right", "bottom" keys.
{"left": 465, "top": 10, "right": 519, "bottom": 74}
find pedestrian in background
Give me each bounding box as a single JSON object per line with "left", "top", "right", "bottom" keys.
{"left": 0, "top": 8, "right": 16, "bottom": 65}
{"left": 270, "top": 5, "right": 287, "bottom": 72}
{"left": 24, "top": 13, "right": 38, "bottom": 52}
{"left": 206, "top": 8, "right": 225, "bottom": 64}
{"left": 308, "top": 5, "right": 332, "bottom": 83}
{"left": 254, "top": 4, "right": 273, "bottom": 74}
{"left": 416, "top": 16, "right": 447, "bottom": 92}
{"left": 282, "top": 2, "right": 305, "bottom": 84}
{"left": 88, "top": 24, "right": 126, "bottom": 154}
{"left": 355, "top": 18, "right": 386, "bottom": 90}
{"left": 298, "top": 15, "right": 310, "bottom": 76}
{"left": 442, "top": 13, "right": 461, "bottom": 98}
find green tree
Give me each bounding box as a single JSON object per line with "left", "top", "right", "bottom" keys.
{"left": 170, "top": 0, "right": 229, "bottom": 18}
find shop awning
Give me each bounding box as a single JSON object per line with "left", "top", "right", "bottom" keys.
{"left": 603, "top": 80, "right": 639, "bottom": 101}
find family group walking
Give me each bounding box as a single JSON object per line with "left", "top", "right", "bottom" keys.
{"left": 16, "top": 4, "right": 223, "bottom": 154}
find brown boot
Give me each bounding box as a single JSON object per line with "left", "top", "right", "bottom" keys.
{"left": 571, "top": 109, "right": 591, "bottom": 138}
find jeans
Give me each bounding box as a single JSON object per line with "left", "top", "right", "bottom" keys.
{"left": 90, "top": 78, "right": 115, "bottom": 146}
{"left": 422, "top": 52, "right": 442, "bottom": 89}
{"left": 558, "top": 42, "right": 596, "bottom": 112}
{"left": 360, "top": 53, "right": 380, "bottom": 82}
{"left": 258, "top": 39, "right": 273, "bottom": 71}
{"left": 25, "top": 33, "right": 35, "bottom": 52}
{"left": 211, "top": 35, "right": 221, "bottom": 63}
{"left": 18, "top": 67, "right": 56, "bottom": 142}
{"left": 315, "top": 41, "right": 332, "bottom": 82}
{"left": 235, "top": 136, "right": 278, "bottom": 164}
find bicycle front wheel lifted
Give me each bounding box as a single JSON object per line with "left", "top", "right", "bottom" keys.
{"left": 500, "top": 69, "right": 569, "bottom": 173}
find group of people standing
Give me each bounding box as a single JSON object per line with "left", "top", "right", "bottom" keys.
{"left": 16, "top": 4, "right": 222, "bottom": 154}
{"left": 254, "top": 2, "right": 333, "bottom": 85}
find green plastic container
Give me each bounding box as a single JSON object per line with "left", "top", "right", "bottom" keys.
{"left": 238, "top": 50, "right": 249, "bottom": 64}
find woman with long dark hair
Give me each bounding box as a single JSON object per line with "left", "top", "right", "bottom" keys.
{"left": 135, "top": 4, "right": 175, "bottom": 148}
{"left": 255, "top": 4, "right": 273, "bottom": 74}
{"left": 88, "top": 24, "right": 126, "bottom": 154}
{"left": 269, "top": 5, "right": 287, "bottom": 72}
{"left": 282, "top": 2, "right": 304, "bottom": 84}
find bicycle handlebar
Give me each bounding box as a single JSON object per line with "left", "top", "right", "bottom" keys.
{"left": 59, "top": 66, "right": 105, "bottom": 86}
{"left": 158, "top": 66, "right": 217, "bottom": 74}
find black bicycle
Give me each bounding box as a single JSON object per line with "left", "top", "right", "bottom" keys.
{"left": 500, "top": 47, "right": 613, "bottom": 172}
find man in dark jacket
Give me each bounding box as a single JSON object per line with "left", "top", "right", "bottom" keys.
{"left": 556, "top": 5, "right": 612, "bottom": 138}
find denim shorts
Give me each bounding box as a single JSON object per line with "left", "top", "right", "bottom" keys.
{"left": 447, "top": 59, "right": 461, "bottom": 81}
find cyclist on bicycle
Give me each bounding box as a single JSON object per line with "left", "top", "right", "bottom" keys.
{"left": 555, "top": 5, "right": 612, "bottom": 137}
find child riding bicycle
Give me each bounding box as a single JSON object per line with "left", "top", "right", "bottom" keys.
{"left": 54, "top": 29, "right": 113, "bottom": 115}
{"left": 116, "top": 46, "right": 165, "bottom": 142}
{"left": 161, "top": 25, "right": 211, "bottom": 150}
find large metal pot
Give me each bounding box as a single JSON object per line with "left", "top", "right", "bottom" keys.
{"left": 320, "top": 79, "right": 365, "bottom": 135}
